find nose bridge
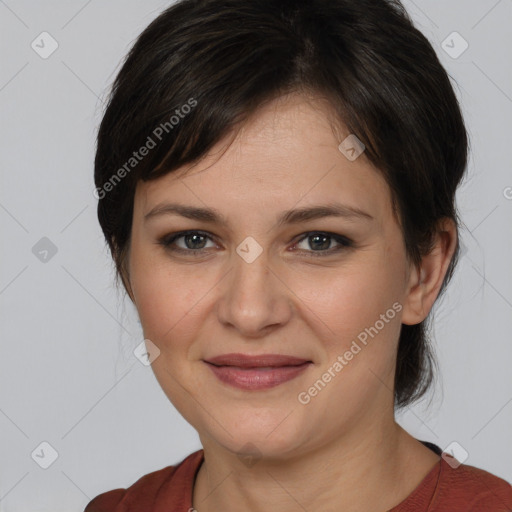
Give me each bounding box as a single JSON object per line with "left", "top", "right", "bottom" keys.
{"left": 217, "top": 237, "right": 290, "bottom": 336}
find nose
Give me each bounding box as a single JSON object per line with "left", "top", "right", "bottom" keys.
{"left": 216, "top": 246, "right": 292, "bottom": 338}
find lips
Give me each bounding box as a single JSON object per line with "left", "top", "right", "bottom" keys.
{"left": 204, "top": 353, "right": 311, "bottom": 368}
{"left": 203, "top": 353, "right": 313, "bottom": 390}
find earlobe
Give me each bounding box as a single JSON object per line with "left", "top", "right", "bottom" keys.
{"left": 401, "top": 264, "right": 425, "bottom": 325}
{"left": 401, "top": 218, "right": 458, "bottom": 326}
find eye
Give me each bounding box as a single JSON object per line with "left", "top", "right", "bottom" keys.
{"left": 156, "top": 230, "right": 354, "bottom": 258}
{"left": 157, "top": 230, "right": 217, "bottom": 255}
{"left": 292, "top": 231, "right": 353, "bottom": 257}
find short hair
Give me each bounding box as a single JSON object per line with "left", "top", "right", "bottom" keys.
{"left": 94, "top": 0, "right": 469, "bottom": 409}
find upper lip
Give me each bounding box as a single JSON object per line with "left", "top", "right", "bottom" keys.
{"left": 204, "top": 353, "right": 311, "bottom": 368}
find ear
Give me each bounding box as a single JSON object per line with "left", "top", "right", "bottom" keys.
{"left": 401, "top": 218, "right": 458, "bottom": 325}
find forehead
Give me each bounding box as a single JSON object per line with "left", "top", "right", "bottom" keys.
{"left": 134, "top": 93, "right": 393, "bottom": 225}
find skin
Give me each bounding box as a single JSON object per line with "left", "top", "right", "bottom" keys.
{"left": 125, "top": 92, "right": 456, "bottom": 512}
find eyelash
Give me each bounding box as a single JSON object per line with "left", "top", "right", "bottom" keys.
{"left": 156, "top": 230, "right": 354, "bottom": 258}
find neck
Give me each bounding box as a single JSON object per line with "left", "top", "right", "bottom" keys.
{"left": 192, "top": 418, "right": 438, "bottom": 512}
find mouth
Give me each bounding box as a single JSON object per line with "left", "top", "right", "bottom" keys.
{"left": 203, "top": 353, "right": 313, "bottom": 390}
{"left": 204, "top": 353, "right": 311, "bottom": 367}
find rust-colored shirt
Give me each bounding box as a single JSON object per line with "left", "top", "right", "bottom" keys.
{"left": 84, "top": 442, "right": 512, "bottom": 511}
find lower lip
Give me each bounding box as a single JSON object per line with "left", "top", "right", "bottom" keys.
{"left": 204, "top": 362, "right": 312, "bottom": 390}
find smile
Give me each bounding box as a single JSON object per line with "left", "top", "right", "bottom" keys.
{"left": 203, "top": 354, "right": 313, "bottom": 390}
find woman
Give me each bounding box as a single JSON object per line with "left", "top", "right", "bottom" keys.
{"left": 86, "top": 0, "right": 512, "bottom": 510}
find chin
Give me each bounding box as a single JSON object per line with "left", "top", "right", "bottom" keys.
{"left": 201, "top": 411, "right": 309, "bottom": 463}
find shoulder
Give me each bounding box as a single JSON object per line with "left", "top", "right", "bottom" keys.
{"left": 433, "top": 455, "right": 512, "bottom": 511}
{"left": 83, "top": 450, "right": 204, "bottom": 512}
{"left": 84, "top": 488, "right": 126, "bottom": 512}
{"left": 83, "top": 465, "right": 177, "bottom": 511}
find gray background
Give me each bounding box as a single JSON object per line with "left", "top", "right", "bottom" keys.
{"left": 0, "top": 0, "right": 511, "bottom": 510}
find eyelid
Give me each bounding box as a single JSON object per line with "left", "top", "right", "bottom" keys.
{"left": 158, "top": 230, "right": 218, "bottom": 252}
{"left": 157, "top": 229, "right": 354, "bottom": 257}
{"left": 292, "top": 231, "right": 353, "bottom": 256}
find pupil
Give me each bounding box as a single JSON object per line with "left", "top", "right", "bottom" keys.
{"left": 186, "top": 234, "right": 206, "bottom": 249}
{"left": 311, "top": 234, "right": 330, "bottom": 250}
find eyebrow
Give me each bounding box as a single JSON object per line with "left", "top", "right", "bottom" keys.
{"left": 144, "top": 202, "right": 374, "bottom": 226}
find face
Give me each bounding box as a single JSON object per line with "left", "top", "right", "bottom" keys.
{"left": 127, "top": 93, "right": 416, "bottom": 460}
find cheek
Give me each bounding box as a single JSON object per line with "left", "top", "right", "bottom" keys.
{"left": 296, "top": 261, "right": 403, "bottom": 346}
{"left": 129, "top": 249, "right": 210, "bottom": 419}
{"left": 133, "top": 276, "right": 202, "bottom": 346}
{"left": 293, "top": 263, "right": 404, "bottom": 413}
{"left": 129, "top": 243, "right": 202, "bottom": 345}
{"left": 294, "top": 273, "right": 403, "bottom": 419}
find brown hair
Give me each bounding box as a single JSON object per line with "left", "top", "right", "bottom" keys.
{"left": 94, "top": 0, "right": 468, "bottom": 408}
